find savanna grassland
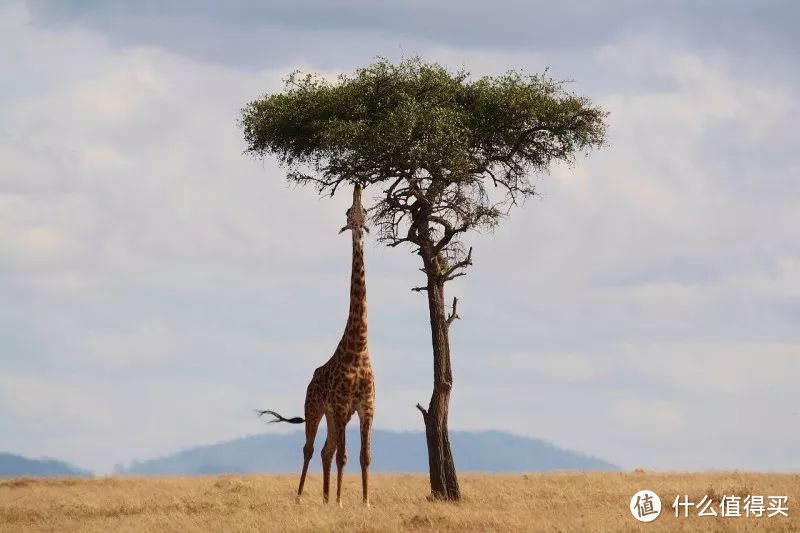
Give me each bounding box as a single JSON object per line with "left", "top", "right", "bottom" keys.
{"left": 0, "top": 472, "right": 797, "bottom": 532}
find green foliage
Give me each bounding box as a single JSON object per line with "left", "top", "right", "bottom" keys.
{"left": 241, "top": 57, "right": 607, "bottom": 277}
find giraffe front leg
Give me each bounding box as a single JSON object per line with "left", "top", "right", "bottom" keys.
{"left": 335, "top": 422, "right": 347, "bottom": 507}
{"left": 321, "top": 414, "right": 336, "bottom": 504}
{"left": 358, "top": 410, "right": 373, "bottom": 507}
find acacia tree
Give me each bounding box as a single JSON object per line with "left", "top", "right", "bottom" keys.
{"left": 241, "top": 58, "right": 607, "bottom": 501}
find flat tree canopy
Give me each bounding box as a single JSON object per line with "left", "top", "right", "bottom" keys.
{"left": 243, "top": 58, "right": 605, "bottom": 258}
{"left": 241, "top": 57, "right": 607, "bottom": 500}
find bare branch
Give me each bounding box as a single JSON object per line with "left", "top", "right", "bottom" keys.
{"left": 416, "top": 403, "right": 428, "bottom": 418}
{"left": 442, "top": 272, "right": 467, "bottom": 283}
{"left": 446, "top": 297, "right": 460, "bottom": 326}
{"left": 411, "top": 286, "right": 429, "bottom": 292}
{"left": 387, "top": 237, "right": 414, "bottom": 248}
{"left": 442, "top": 247, "right": 473, "bottom": 280}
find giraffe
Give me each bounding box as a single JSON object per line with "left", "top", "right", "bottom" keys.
{"left": 258, "top": 184, "right": 375, "bottom": 507}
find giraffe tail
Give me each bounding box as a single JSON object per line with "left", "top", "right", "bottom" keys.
{"left": 255, "top": 409, "right": 305, "bottom": 424}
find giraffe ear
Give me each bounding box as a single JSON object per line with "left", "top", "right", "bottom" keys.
{"left": 339, "top": 226, "right": 348, "bottom": 234}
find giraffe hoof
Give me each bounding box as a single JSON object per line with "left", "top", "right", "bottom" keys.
{"left": 295, "top": 495, "right": 303, "bottom": 504}
{"left": 337, "top": 500, "right": 343, "bottom": 508}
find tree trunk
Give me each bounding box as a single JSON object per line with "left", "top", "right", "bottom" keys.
{"left": 418, "top": 278, "right": 461, "bottom": 501}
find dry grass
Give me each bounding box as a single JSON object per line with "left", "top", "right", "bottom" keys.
{"left": 0, "top": 472, "right": 797, "bottom": 532}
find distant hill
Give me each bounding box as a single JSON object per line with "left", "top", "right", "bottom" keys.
{"left": 0, "top": 452, "right": 92, "bottom": 478}
{"left": 117, "top": 430, "right": 618, "bottom": 475}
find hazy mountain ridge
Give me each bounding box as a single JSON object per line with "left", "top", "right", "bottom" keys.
{"left": 0, "top": 452, "right": 92, "bottom": 478}
{"left": 117, "top": 430, "right": 618, "bottom": 475}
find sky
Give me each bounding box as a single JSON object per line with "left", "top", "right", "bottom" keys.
{"left": 1, "top": 0, "right": 798, "bottom": 474}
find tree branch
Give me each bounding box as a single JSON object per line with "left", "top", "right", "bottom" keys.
{"left": 443, "top": 272, "right": 467, "bottom": 283}
{"left": 442, "top": 247, "right": 473, "bottom": 280}
{"left": 387, "top": 237, "right": 414, "bottom": 248}
{"left": 446, "top": 296, "right": 460, "bottom": 326}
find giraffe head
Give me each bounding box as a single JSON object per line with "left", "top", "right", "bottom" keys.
{"left": 340, "top": 184, "right": 369, "bottom": 234}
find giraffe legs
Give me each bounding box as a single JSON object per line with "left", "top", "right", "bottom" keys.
{"left": 334, "top": 421, "right": 348, "bottom": 507}
{"left": 321, "top": 413, "right": 336, "bottom": 503}
{"left": 358, "top": 409, "right": 373, "bottom": 507}
{"left": 297, "top": 407, "right": 323, "bottom": 501}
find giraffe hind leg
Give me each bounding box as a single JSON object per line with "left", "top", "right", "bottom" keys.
{"left": 297, "top": 405, "right": 323, "bottom": 500}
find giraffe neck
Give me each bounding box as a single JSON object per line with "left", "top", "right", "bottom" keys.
{"left": 344, "top": 228, "right": 368, "bottom": 345}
